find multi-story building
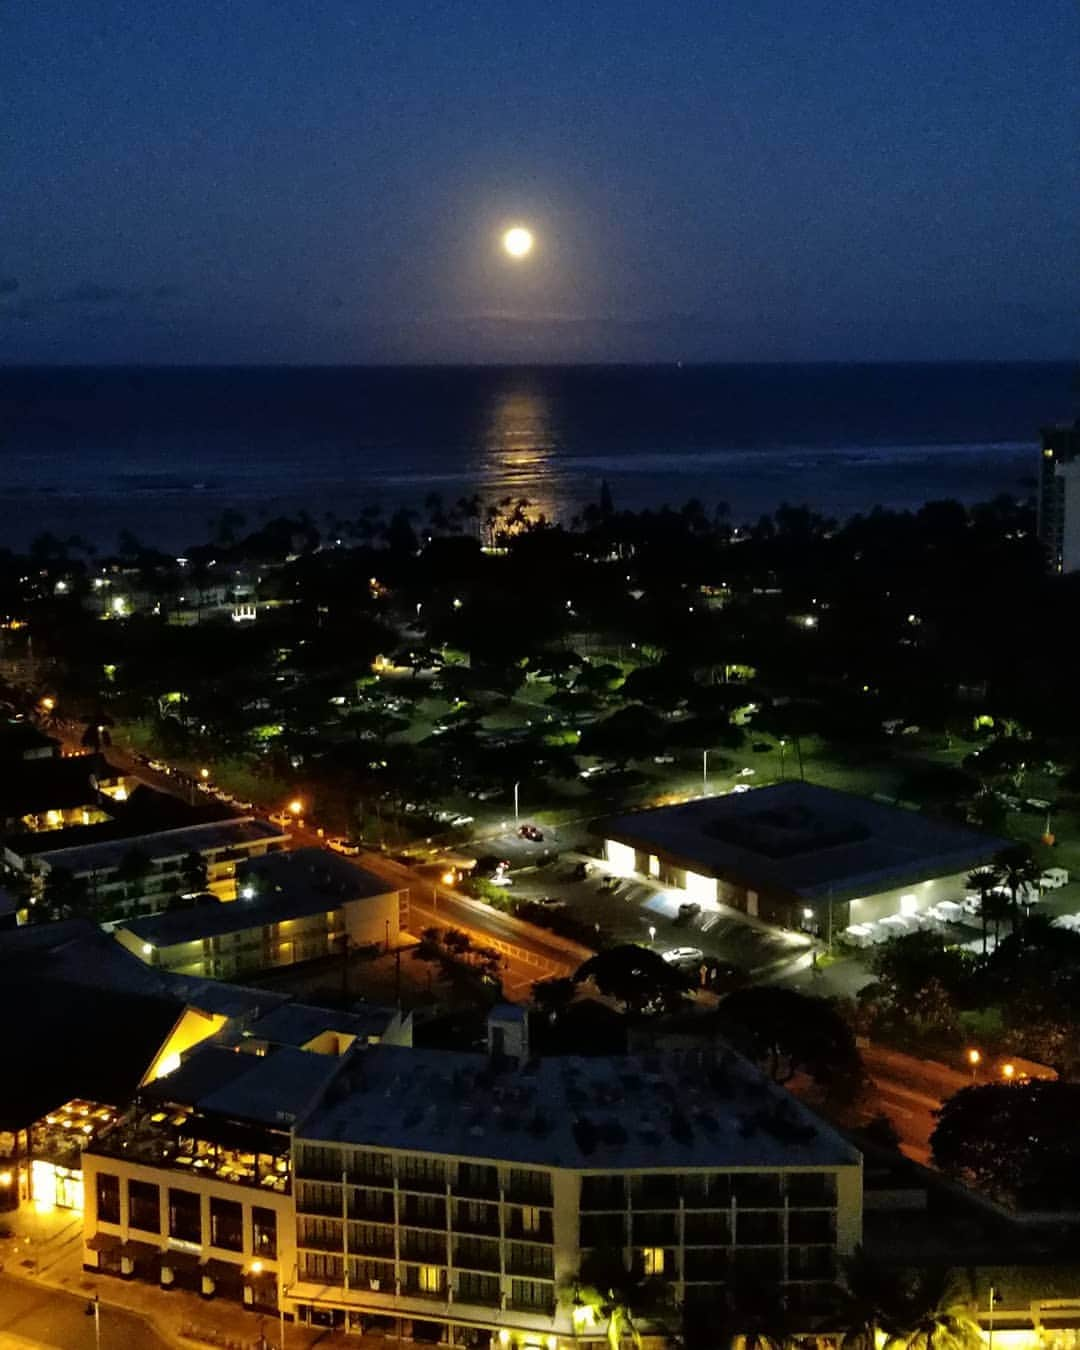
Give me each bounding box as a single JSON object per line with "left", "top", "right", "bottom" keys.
{"left": 112, "top": 850, "right": 408, "bottom": 979}
{"left": 81, "top": 1004, "right": 410, "bottom": 1306}
{"left": 4, "top": 816, "right": 288, "bottom": 917}
{"left": 286, "top": 1026, "right": 862, "bottom": 1343}
{"left": 1038, "top": 420, "right": 1080, "bottom": 573}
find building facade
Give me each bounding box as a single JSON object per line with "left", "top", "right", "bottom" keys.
{"left": 1038, "top": 421, "right": 1080, "bottom": 574}
{"left": 286, "top": 1043, "right": 862, "bottom": 1343}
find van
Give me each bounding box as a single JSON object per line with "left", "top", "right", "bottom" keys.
{"left": 1041, "top": 867, "right": 1069, "bottom": 890}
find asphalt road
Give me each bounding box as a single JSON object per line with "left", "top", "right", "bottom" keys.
{"left": 860, "top": 1043, "right": 971, "bottom": 1166}
{"left": 0, "top": 1276, "right": 171, "bottom": 1350}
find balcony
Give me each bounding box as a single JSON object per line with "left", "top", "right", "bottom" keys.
{"left": 451, "top": 1207, "right": 500, "bottom": 1238}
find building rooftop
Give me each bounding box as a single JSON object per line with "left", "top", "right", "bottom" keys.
{"left": 297, "top": 1044, "right": 860, "bottom": 1171}
{"left": 244, "top": 1001, "right": 399, "bottom": 1050}
{"left": 0, "top": 752, "right": 110, "bottom": 818}
{"left": 240, "top": 846, "right": 399, "bottom": 905}
{"left": 0, "top": 721, "right": 57, "bottom": 762}
{"left": 19, "top": 815, "right": 286, "bottom": 874}
{"left": 597, "top": 782, "right": 1006, "bottom": 902}
{"left": 0, "top": 958, "right": 185, "bottom": 1130}
{"left": 0, "top": 919, "right": 286, "bottom": 1023}
{"left": 117, "top": 860, "right": 392, "bottom": 949}
{"left": 144, "top": 1044, "right": 345, "bottom": 1128}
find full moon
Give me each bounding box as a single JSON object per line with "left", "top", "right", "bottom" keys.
{"left": 502, "top": 226, "right": 534, "bottom": 258}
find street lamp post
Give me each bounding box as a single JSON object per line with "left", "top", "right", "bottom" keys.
{"left": 967, "top": 1048, "right": 981, "bottom": 1082}
{"left": 779, "top": 738, "right": 787, "bottom": 781}
{"left": 513, "top": 781, "right": 520, "bottom": 823}
{"left": 702, "top": 750, "right": 708, "bottom": 796}
{"left": 648, "top": 925, "right": 656, "bottom": 944}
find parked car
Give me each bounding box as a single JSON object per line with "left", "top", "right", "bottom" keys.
{"left": 327, "top": 837, "right": 362, "bottom": 856}
{"left": 730, "top": 784, "right": 752, "bottom": 794}
{"left": 518, "top": 823, "right": 543, "bottom": 842}
{"left": 663, "top": 946, "right": 705, "bottom": 966}
{"left": 530, "top": 897, "right": 567, "bottom": 910}
{"left": 736, "top": 767, "right": 756, "bottom": 777}
{"left": 1041, "top": 867, "right": 1069, "bottom": 890}
{"left": 653, "top": 754, "right": 675, "bottom": 764}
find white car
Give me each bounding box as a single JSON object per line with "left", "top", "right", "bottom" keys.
{"left": 663, "top": 947, "right": 704, "bottom": 966}
{"left": 327, "top": 837, "right": 362, "bottom": 856}
{"left": 730, "top": 784, "right": 752, "bottom": 794}
{"left": 1041, "top": 868, "right": 1069, "bottom": 890}
{"left": 737, "top": 767, "right": 756, "bottom": 777}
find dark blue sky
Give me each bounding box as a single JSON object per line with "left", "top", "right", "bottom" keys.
{"left": 2, "top": 1, "right": 1076, "bottom": 363}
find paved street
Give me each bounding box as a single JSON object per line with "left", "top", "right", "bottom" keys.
{"left": 0, "top": 1275, "right": 171, "bottom": 1350}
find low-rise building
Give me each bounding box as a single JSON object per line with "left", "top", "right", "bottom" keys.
{"left": 4, "top": 816, "right": 288, "bottom": 917}
{"left": 595, "top": 782, "right": 1007, "bottom": 931}
{"left": 112, "top": 850, "right": 408, "bottom": 980}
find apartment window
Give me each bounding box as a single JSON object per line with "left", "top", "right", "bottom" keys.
{"left": 732, "top": 1174, "right": 782, "bottom": 1207}
{"left": 642, "top": 1247, "right": 666, "bottom": 1277}
{"left": 786, "top": 1173, "right": 837, "bottom": 1207}
{"left": 511, "top": 1278, "right": 553, "bottom": 1312}
{"left": 507, "top": 1243, "right": 553, "bottom": 1278}
{"left": 298, "top": 1180, "right": 340, "bottom": 1215}
{"left": 210, "top": 1197, "right": 243, "bottom": 1252}
{"left": 401, "top": 1193, "right": 446, "bottom": 1228}
{"left": 128, "top": 1180, "right": 160, "bottom": 1234}
{"left": 95, "top": 1173, "right": 120, "bottom": 1225}
{"left": 420, "top": 1264, "right": 442, "bottom": 1293}
{"left": 580, "top": 1174, "right": 625, "bottom": 1209}
{"left": 168, "top": 1188, "right": 202, "bottom": 1244}
{"left": 300, "top": 1251, "right": 344, "bottom": 1283}
{"left": 252, "top": 1206, "right": 277, "bottom": 1259}
{"left": 350, "top": 1150, "right": 393, "bottom": 1184}
{"left": 297, "top": 1143, "right": 342, "bottom": 1179}
{"left": 299, "top": 1216, "right": 343, "bottom": 1250}
{"left": 506, "top": 1168, "right": 551, "bottom": 1204}
{"left": 399, "top": 1155, "right": 446, "bottom": 1191}
{"left": 457, "top": 1271, "right": 501, "bottom": 1306}
{"left": 580, "top": 1213, "right": 625, "bottom": 1248}
{"left": 520, "top": 1205, "right": 541, "bottom": 1234}
{"left": 350, "top": 1222, "right": 393, "bottom": 1255}
{"left": 456, "top": 1161, "right": 498, "bottom": 1197}
{"left": 349, "top": 1257, "right": 394, "bottom": 1290}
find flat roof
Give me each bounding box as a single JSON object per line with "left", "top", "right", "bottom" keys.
{"left": 144, "top": 1044, "right": 343, "bottom": 1127}
{"left": 0, "top": 919, "right": 286, "bottom": 1022}
{"left": 297, "top": 1044, "right": 859, "bottom": 1171}
{"left": 25, "top": 816, "right": 286, "bottom": 874}
{"left": 118, "top": 859, "right": 393, "bottom": 948}
{"left": 596, "top": 782, "right": 1007, "bottom": 902}
{"left": 0, "top": 753, "right": 110, "bottom": 816}
{"left": 246, "top": 1001, "right": 398, "bottom": 1048}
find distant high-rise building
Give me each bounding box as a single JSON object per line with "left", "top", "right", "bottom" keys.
{"left": 1038, "top": 421, "right": 1080, "bottom": 573}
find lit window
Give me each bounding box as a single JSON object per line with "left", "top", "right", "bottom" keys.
{"left": 522, "top": 1205, "right": 541, "bottom": 1233}
{"left": 419, "top": 1264, "right": 442, "bottom": 1293}
{"left": 643, "top": 1247, "right": 665, "bottom": 1276}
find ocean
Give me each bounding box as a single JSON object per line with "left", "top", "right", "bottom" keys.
{"left": 0, "top": 363, "right": 1072, "bottom": 553}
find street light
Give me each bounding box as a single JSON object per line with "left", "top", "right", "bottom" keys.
{"left": 513, "top": 781, "right": 520, "bottom": 823}
{"left": 1002, "top": 1062, "right": 1016, "bottom": 1081}
{"left": 199, "top": 767, "right": 210, "bottom": 781}
{"left": 967, "top": 1048, "right": 981, "bottom": 1081}
{"left": 288, "top": 799, "right": 303, "bottom": 817}
{"left": 702, "top": 749, "right": 708, "bottom": 796}
{"left": 648, "top": 925, "right": 656, "bottom": 944}
{"left": 779, "top": 738, "right": 787, "bottom": 781}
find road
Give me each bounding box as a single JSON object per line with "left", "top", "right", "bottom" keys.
{"left": 0, "top": 1276, "right": 171, "bottom": 1350}
{"left": 860, "top": 1043, "right": 971, "bottom": 1166}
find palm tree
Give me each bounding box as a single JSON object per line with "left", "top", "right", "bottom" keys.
{"left": 965, "top": 865, "right": 1003, "bottom": 955}
{"left": 570, "top": 1251, "right": 670, "bottom": 1350}
{"left": 890, "top": 1269, "right": 981, "bottom": 1350}
{"left": 993, "top": 844, "right": 1041, "bottom": 933}
{"left": 838, "top": 1246, "right": 909, "bottom": 1350}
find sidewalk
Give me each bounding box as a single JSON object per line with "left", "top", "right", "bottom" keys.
{"left": 0, "top": 1212, "right": 319, "bottom": 1350}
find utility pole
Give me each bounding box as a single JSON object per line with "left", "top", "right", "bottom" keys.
{"left": 702, "top": 749, "right": 708, "bottom": 796}
{"left": 513, "top": 781, "right": 520, "bottom": 822}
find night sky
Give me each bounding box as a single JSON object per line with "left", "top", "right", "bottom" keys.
{"left": 2, "top": 1, "right": 1077, "bottom": 364}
